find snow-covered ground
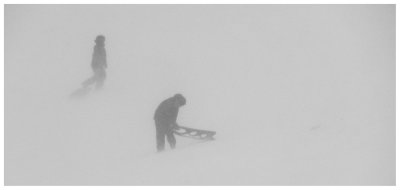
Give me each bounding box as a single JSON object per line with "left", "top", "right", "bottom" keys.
{"left": 5, "top": 5, "right": 395, "bottom": 185}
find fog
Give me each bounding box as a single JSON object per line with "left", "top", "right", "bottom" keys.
{"left": 5, "top": 5, "right": 395, "bottom": 185}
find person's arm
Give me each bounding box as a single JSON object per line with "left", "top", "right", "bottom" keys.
{"left": 167, "top": 107, "right": 179, "bottom": 129}
{"left": 103, "top": 49, "right": 107, "bottom": 68}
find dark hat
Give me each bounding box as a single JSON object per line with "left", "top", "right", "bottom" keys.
{"left": 174, "top": 93, "right": 186, "bottom": 105}
{"left": 95, "top": 35, "right": 105, "bottom": 43}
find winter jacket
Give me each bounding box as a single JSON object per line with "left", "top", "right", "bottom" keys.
{"left": 154, "top": 97, "right": 179, "bottom": 126}
{"left": 91, "top": 45, "right": 107, "bottom": 70}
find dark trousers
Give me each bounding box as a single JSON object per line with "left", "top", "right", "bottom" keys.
{"left": 82, "top": 68, "right": 106, "bottom": 89}
{"left": 155, "top": 120, "right": 176, "bottom": 152}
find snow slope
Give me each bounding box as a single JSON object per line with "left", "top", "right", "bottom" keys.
{"left": 5, "top": 5, "right": 395, "bottom": 185}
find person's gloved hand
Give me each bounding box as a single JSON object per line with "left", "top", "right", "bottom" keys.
{"left": 170, "top": 123, "right": 179, "bottom": 129}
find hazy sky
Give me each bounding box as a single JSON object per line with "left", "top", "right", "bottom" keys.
{"left": 5, "top": 5, "right": 395, "bottom": 185}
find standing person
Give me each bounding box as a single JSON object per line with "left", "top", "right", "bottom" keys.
{"left": 82, "top": 35, "right": 107, "bottom": 89}
{"left": 154, "top": 94, "right": 186, "bottom": 152}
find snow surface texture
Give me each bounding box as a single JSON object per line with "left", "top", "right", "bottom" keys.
{"left": 5, "top": 5, "right": 395, "bottom": 185}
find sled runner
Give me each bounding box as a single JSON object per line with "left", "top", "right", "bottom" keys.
{"left": 173, "top": 125, "right": 216, "bottom": 140}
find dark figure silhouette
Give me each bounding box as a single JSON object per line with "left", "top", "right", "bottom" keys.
{"left": 82, "top": 35, "right": 107, "bottom": 89}
{"left": 154, "top": 94, "right": 186, "bottom": 152}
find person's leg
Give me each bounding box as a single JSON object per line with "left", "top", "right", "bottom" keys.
{"left": 166, "top": 130, "right": 176, "bottom": 149}
{"left": 156, "top": 127, "right": 166, "bottom": 152}
{"left": 94, "top": 69, "right": 106, "bottom": 89}
{"left": 82, "top": 75, "right": 96, "bottom": 87}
